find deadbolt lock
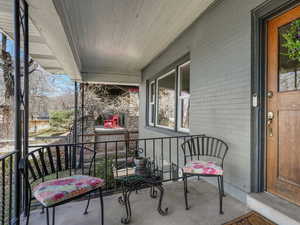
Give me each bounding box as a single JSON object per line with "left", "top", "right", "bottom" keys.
{"left": 267, "top": 111, "right": 274, "bottom": 120}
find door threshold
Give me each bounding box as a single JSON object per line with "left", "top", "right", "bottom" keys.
{"left": 247, "top": 192, "right": 300, "bottom": 225}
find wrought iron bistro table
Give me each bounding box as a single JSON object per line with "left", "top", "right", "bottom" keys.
{"left": 116, "top": 168, "right": 168, "bottom": 224}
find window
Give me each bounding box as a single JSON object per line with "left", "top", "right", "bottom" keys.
{"left": 148, "top": 81, "right": 155, "bottom": 126}
{"left": 178, "top": 61, "right": 190, "bottom": 132}
{"left": 147, "top": 58, "right": 190, "bottom": 132}
{"left": 157, "top": 70, "right": 176, "bottom": 129}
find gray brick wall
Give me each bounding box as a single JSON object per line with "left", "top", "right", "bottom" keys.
{"left": 139, "top": 0, "right": 266, "bottom": 202}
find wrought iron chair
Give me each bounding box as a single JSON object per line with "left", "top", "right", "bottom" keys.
{"left": 181, "top": 136, "right": 228, "bottom": 214}
{"left": 19, "top": 145, "right": 104, "bottom": 225}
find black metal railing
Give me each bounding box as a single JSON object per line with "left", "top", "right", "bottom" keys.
{"left": 0, "top": 151, "right": 18, "bottom": 225}
{"left": 0, "top": 134, "right": 203, "bottom": 225}
{"left": 27, "top": 135, "right": 203, "bottom": 194}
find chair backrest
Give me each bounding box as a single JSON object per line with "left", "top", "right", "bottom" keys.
{"left": 112, "top": 115, "right": 119, "bottom": 121}
{"left": 112, "top": 115, "right": 119, "bottom": 126}
{"left": 181, "top": 136, "right": 228, "bottom": 168}
{"left": 19, "top": 145, "right": 96, "bottom": 188}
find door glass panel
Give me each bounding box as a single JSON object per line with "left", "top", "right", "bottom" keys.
{"left": 278, "top": 19, "right": 300, "bottom": 92}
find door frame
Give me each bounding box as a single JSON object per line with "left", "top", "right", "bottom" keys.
{"left": 251, "top": 0, "right": 300, "bottom": 193}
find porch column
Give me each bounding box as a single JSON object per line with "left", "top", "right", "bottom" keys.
{"left": 13, "top": 0, "right": 22, "bottom": 224}
{"left": 22, "top": 0, "right": 30, "bottom": 217}
{"left": 23, "top": 0, "right": 29, "bottom": 163}
{"left": 81, "top": 83, "right": 85, "bottom": 144}
{"left": 72, "top": 81, "right": 78, "bottom": 168}
{"left": 74, "top": 81, "right": 78, "bottom": 145}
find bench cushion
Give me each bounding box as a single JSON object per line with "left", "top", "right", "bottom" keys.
{"left": 33, "top": 175, "right": 104, "bottom": 207}
{"left": 182, "top": 160, "right": 223, "bottom": 175}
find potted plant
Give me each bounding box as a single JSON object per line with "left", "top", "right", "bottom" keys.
{"left": 282, "top": 19, "right": 300, "bottom": 62}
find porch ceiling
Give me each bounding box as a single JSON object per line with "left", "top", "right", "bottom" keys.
{"left": 52, "top": 0, "right": 214, "bottom": 80}
{"left": 1, "top": 0, "right": 214, "bottom": 84}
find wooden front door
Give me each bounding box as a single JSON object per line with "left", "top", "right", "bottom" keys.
{"left": 267, "top": 5, "right": 300, "bottom": 205}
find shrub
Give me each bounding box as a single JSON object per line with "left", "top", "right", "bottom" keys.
{"left": 49, "top": 110, "right": 73, "bottom": 130}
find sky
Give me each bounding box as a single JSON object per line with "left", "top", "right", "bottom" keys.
{"left": 1, "top": 33, "right": 74, "bottom": 97}
{"left": 49, "top": 74, "right": 74, "bottom": 96}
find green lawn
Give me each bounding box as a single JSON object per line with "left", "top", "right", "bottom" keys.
{"left": 29, "top": 127, "right": 68, "bottom": 137}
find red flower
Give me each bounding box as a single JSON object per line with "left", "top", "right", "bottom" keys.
{"left": 53, "top": 193, "right": 65, "bottom": 200}
{"left": 193, "top": 164, "right": 204, "bottom": 169}
{"left": 52, "top": 178, "right": 75, "bottom": 186}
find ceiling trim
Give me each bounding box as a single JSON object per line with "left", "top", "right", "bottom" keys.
{"left": 26, "top": 0, "right": 81, "bottom": 79}
{"left": 52, "top": 0, "right": 82, "bottom": 74}
{"left": 82, "top": 72, "right": 141, "bottom": 86}
{"left": 30, "top": 54, "right": 57, "bottom": 60}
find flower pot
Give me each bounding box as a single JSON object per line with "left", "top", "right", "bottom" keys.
{"left": 134, "top": 157, "right": 147, "bottom": 169}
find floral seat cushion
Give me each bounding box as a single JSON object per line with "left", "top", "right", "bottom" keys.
{"left": 33, "top": 175, "right": 104, "bottom": 207}
{"left": 182, "top": 160, "right": 223, "bottom": 175}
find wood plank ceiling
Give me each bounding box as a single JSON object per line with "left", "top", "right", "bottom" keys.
{"left": 0, "top": 0, "right": 65, "bottom": 74}
{"left": 53, "top": 0, "right": 214, "bottom": 83}
{"left": 1, "top": 0, "right": 214, "bottom": 84}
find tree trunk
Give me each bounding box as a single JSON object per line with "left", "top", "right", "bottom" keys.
{"left": 0, "top": 34, "right": 14, "bottom": 138}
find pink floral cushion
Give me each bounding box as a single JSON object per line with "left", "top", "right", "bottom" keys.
{"left": 33, "top": 175, "right": 104, "bottom": 207}
{"left": 182, "top": 160, "right": 223, "bottom": 175}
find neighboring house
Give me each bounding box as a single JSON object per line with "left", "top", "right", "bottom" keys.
{"left": 92, "top": 85, "right": 139, "bottom": 131}
{"left": 35, "top": 112, "right": 50, "bottom": 120}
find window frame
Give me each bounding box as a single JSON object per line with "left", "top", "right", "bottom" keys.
{"left": 146, "top": 54, "right": 191, "bottom": 133}
{"left": 148, "top": 80, "right": 155, "bottom": 126}
{"left": 177, "top": 61, "right": 191, "bottom": 133}
{"left": 155, "top": 69, "right": 177, "bottom": 130}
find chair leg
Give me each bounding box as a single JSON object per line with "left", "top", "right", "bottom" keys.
{"left": 52, "top": 207, "right": 55, "bottom": 225}
{"left": 84, "top": 193, "right": 91, "bottom": 215}
{"left": 46, "top": 208, "right": 50, "bottom": 225}
{"left": 25, "top": 198, "right": 31, "bottom": 225}
{"left": 183, "top": 174, "right": 190, "bottom": 210}
{"left": 99, "top": 188, "right": 104, "bottom": 225}
{"left": 217, "top": 176, "right": 224, "bottom": 214}
{"left": 221, "top": 176, "right": 226, "bottom": 197}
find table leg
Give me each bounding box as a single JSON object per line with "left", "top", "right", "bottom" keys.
{"left": 120, "top": 188, "right": 132, "bottom": 224}
{"left": 156, "top": 185, "right": 168, "bottom": 216}
{"left": 149, "top": 186, "right": 158, "bottom": 198}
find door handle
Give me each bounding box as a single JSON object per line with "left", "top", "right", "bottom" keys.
{"left": 267, "top": 112, "right": 274, "bottom": 137}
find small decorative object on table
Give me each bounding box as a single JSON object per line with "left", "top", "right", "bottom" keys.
{"left": 116, "top": 149, "right": 168, "bottom": 224}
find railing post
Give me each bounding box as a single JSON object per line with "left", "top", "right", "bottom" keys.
{"left": 13, "top": 0, "right": 22, "bottom": 224}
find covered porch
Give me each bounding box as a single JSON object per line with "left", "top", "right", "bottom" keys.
{"left": 1, "top": 0, "right": 300, "bottom": 225}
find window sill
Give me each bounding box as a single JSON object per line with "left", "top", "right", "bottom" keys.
{"left": 144, "top": 126, "right": 190, "bottom": 136}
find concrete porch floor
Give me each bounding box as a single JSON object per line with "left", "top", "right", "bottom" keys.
{"left": 26, "top": 180, "right": 250, "bottom": 225}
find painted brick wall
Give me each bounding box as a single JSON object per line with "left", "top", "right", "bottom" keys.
{"left": 139, "top": 0, "right": 266, "bottom": 202}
